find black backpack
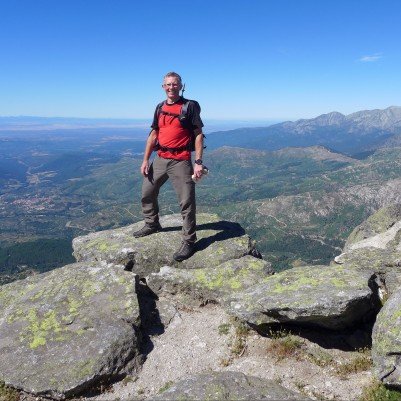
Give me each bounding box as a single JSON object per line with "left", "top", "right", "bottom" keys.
{"left": 154, "top": 99, "right": 205, "bottom": 153}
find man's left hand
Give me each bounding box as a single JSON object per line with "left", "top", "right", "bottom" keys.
{"left": 193, "top": 163, "right": 204, "bottom": 180}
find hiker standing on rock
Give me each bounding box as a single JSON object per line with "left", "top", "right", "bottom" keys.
{"left": 133, "top": 72, "right": 205, "bottom": 261}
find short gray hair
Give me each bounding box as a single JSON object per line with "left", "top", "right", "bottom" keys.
{"left": 163, "top": 72, "right": 182, "bottom": 84}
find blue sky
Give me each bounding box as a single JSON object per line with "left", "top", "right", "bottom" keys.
{"left": 1, "top": 0, "right": 401, "bottom": 121}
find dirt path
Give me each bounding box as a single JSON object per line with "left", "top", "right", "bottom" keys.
{"left": 85, "top": 302, "right": 372, "bottom": 401}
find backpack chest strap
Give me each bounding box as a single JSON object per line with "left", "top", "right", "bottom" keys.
{"left": 160, "top": 110, "right": 181, "bottom": 118}
{"left": 157, "top": 144, "right": 192, "bottom": 153}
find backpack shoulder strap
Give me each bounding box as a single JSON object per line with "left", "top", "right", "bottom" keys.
{"left": 158, "top": 98, "right": 192, "bottom": 116}
{"left": 156, "top": 101, "right": 165, "bottom": 118}
{"left": 180, "top": 98, "right": 191, "bottom": 116}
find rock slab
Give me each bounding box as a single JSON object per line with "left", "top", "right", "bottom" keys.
{"left": 147, "top": 255, "right": 273, "bottom": 305}
{"left": 372, "top": 287, "right": 401, "bottom": 388}
{"left": 334, "top": 204, "right": 401, "bottom": 303}
{"left": 344, "top": 204, "right": 401, "bottom": 251}
{"left": 0, "top": 263, "right": 142, "bottom": 399}
{"left": 227, "top": 264, "right": 378, "bottom": 330}
{"left": 149, "top": 371, "right": 310, "bottom": 400}
{"left": 73, "top": 213, "right": 260, "bottom": 276}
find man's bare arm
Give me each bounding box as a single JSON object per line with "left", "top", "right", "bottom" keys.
{"left": 141, "top": 130, "right": 158, "bottom": 177}
{"left": 193, "top": 130, "right": 204, "bottom": 179}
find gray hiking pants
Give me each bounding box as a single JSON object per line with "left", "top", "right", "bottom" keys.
{"left": 141, "top": 156, "right": 197, "bottom": 243}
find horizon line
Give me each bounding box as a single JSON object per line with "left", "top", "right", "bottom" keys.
{"left": 0, "top": 105, "right": 399, "bottom": 124}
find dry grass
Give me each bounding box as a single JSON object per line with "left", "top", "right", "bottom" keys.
{"left": 360, "top": 379, "right": 401, "bottom": 401}
{"left": 219, "top": 319, "right": 250, "bottom": 366}
{"left": 305, "top": 347, "right": 333, "bottom": 367}
{"left": 158, "top": 380, "right": 174, "bottom": 394}
{"left": 266, "top": 329, "right": 373, "bottom": 388}
{"left": 0, "top": 381, "right": 19, "bottom": 401}
{"left": 121, "top": 375, "right": 135, "bottom": 386}
{"left": 217, "top": 323, "right": 231, "bottom": 335}
{"left": 335, "top": 348, "right": 372, "bottom": 379}
{"left": 266, "top": 329, "right": 305, "bottom": 361}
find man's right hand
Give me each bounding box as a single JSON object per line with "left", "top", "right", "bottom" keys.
{"left": 141, "top": 161, "right": 150, "bottom": 177}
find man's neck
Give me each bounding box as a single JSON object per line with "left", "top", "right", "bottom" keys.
{"left": 166, "top": 96, "right": 181, "bottom": 105}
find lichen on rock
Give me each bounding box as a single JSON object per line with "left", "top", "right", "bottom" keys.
{"left": 4, "top": 208, "right": 401, "bottom": 399}
{"left": 149, "top": 371, "right": 310, "bottom": 400}
{"left": 72, "top": 213, "right": 259, "bottom": 275}
{"left": 0, "top": 262, "right": 142, "bottom": 399}
{"left": 335, "top": 204, "right": 401, "bottom": 300}
{"left": 345, "top": 204, "right": 401, "bottom": 249}
{"left": 227, "top": 264, "right": 378, "bottom": 331}
{"left": 147, "top": 255, "right": 273, "bottom": 305}
{"left": 372, "top": 286, "right": 401, "bottom": 389}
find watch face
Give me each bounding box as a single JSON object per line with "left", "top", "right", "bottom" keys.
{"left": 195, "top": 159, "right": 203, "bottom": 165}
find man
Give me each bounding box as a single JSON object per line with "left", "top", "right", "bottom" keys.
{"left": 133, "top": 72, "right": 205, "bottom": 262}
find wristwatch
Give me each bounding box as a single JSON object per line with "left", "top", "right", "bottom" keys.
{"left": 194, "top": 159, "right": 203, "bottom": 165}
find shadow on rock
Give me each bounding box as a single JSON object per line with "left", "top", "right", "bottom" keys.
{"left": 195, "top": 221, "right": 246, "bottom": 252}
{"left": 135, "top": 276, "right": 164, "bottom": 357}
{"left": 254, "top": 321, "right": 375, "bottom": 351}
{"left": 297, "top": 323, "right": 374, "bottom": 351}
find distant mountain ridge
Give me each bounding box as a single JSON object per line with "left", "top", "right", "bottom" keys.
{"left": 283, "top": 106, "right": 401, "bottom": 132}
{"left": 207, "top": 106, "right": 401, "bottom": 156}
{"left": 0, "top": 116, "right": 150, "bottom": 131}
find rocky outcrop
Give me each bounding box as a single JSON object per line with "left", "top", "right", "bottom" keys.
{"left": 4, "top": 206, "right": 401, "bottom": 398}
{"left": 333, "top": 204, "right": 401, "bottom": 388}
{"left": 150, "top": 371, "right": 310, "bottom": 400}
{"left": 344, "top": 204, "right": 401, "bottom": 250}
{"left": 227, "top": 264, "right": 378, "bottom": 331}
{"left": 147, "top": 255, "right": 273, "bottom": 305}
{"left": 73, "top": 213, "right": 260, "bottom": 275}
{"left": 0, "top": 263, "right": 142, "bottom": 399}
{"left": 372, "top": 287, "right": 401, "bottom": 388}
{"left": 335, "top": 204, "right": 401, "bottom": 297}
{"left": 0, "top": 213, "right": 265, "bottom": 399}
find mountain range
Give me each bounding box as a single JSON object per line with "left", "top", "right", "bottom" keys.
{"left": 206, "top": 106, "right": 401, "bottom": 156}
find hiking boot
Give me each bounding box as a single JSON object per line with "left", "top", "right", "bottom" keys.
{"left": 133, "top": 223, "right": 162, "bottom": 238}
{"left": 173, "top": 241, "right": 195, "bottom": 262}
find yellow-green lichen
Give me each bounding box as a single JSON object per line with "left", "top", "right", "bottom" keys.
{"left": 228, "top": 279, "right": 242, "bottom": 290}
{"left": 123, "top": 284, "right": 134, "bottom": 295}
{"left": 389, "top": 308, "right": 401, "bottom": 322}
{"left": 271, "top": 274, "right": 320, "bottom": 294}
{"left": 124, "top": 299, "right": 137, "bottom": 315}
{"left": 82, "top": 281, "right": 104, "bottom": 298}
{"left": 55, "top": 334, "right": 67, "bottom": 341}
{"left": 6, "top": 308, "right": 25, "bottom": 324}
{"left": 86, "top": 238, "right": 120, "bottom": 253}
{"left": 13, "top": 282, "right": 36, "bottom": 300}
{"left": 246, "top": 259, "right": 264, "bottom": 270}
{"left": 98, "top": 243, "right": 109, "bottom": 251}
{"left": 193, "top": 270, "right": 224, "bottom": 290}
{"left": 192, "top": 260, "right": 264, "bottom": 293}
{"left": 30, "top": 288, "right": 46, "bottom": 301}
{"left": 22, "top": 308, "right": 63, "bottom": 349}
{"left": 68, "top": 297, "right": 83, "bottom": 315}
{"left": 329, "top": 277, "right": 348, "bottom": 287}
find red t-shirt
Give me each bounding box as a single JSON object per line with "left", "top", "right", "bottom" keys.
{"left": 157, "top": 101, "right": 191, "bottom": 160}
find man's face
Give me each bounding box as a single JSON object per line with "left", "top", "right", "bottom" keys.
{"left": 163, "top": 76, "right": 182, "bottom": 102}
